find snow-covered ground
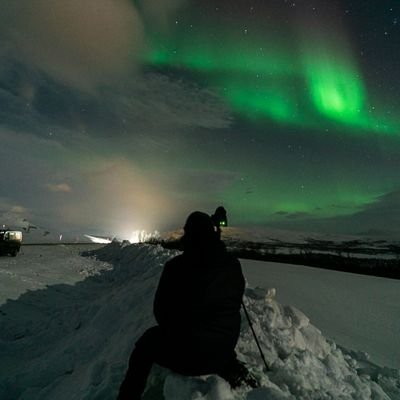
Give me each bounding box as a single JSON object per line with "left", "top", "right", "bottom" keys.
{"left": 241, "top": 259, "right": 400, "bottom": 370}
{"left": 0, "top": 244, "right": 108, "bottom": 305}
{"left": 0, "top": 243, "right": 399, "bottom": 399}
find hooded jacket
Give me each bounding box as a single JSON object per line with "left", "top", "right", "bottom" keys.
{"left": 153, "top": 241, "right": 245, "bottom": 355}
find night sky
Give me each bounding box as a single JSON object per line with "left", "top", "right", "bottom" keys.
{"left": 0, "top": 0, "right": 399, "bottom": 239}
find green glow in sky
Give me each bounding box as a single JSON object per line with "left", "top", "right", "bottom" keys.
{"left": 140, "top": 18, "right": 400, "bottom": 228}
{"left": 220, "top": 176, "right": 384, "bottom": 225}
{"left": 301, "top": 39, "right": 397, "bottom": 134}
{"left": 222, "top": 80, "right": 302, "bottom": 124}
{"left": 305, "top": 54, "right": 365, "bottom": 122}
{"left": 145, "top": 29, "right": 297, "bottom": 76}
{"left": 143, "top": 24, "right": 399, "bottom": 135}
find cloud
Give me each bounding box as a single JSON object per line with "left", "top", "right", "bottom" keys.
{"left": 274, "top": 211, "right": 312, "bottom": 220}
{"left": 0, "top": 0, "right": 192, "bottom": 91}
{"left": 270, "top": 189, "right": 400, "bottom": 238}
{"left": 0, "top": 61, "right": 233, "bottom": 236}
{"left": 61, "top": 157, "right": 177, "bottom": 234}
{"left": 112, "top": 74, "right": 232, "bottom": 133}
{"left": 0, "top": 0, "right": 232, "bottom": 237}
{"left": 139, "top": 0, "right": 187, "bottom": 31}
{"left": 170, "top": 168, "right": 240, "bottom": 195}
{"left": 0, "top": 124, "right": 240, "bottom": 236}
{"left": 0, "top": 66, "right": 232, "bottom": 143}
{"left": 45, "top": 183, "right": 72, "bottom": 193}
{"left": 10, "top": 206, "right": 27, "bottom": 214}
{"left": 0, "top": 0, "right": 144, "bottom": 90}
{"left": 0, "top": 197, "right": 29, "bottom": 228}
{"left": 0, "top": 127, "right": 179, "bottom": 234}
{"left": 349, "top": 189, "right": 400, "bottom": 235}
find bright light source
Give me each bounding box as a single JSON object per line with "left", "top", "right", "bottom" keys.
{"left": 129, "top": 230, "right": 159, "bottom": 244}
{"left": 84, "top": 234, "right": 112, "bottom": 244}
{"left": 5, "top": 231, "right": 23, "bottom": 241}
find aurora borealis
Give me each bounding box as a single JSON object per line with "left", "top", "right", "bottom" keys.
{"left": 0, "top": 0, "right": 399, "bottom": 239}
{"left": 144, "top": 4, "right": 398, "bottom": 135}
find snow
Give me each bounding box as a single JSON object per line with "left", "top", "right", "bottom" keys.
{"left": 241, "top": 259, "right": 400, "bottom": 370}
{"left": 0, "top": 244, "right": 109, "bottom": 305}
{"left": 0, "top": 242, "right": 399, "bottom": 399}
{"left": 165, "top": 226, "right": 400, "bottom": 260}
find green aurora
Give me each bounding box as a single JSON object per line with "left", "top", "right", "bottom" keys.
{"left": 139, "top": 18, "right": 400, "bottom": 226}
{"left": 222, "top": 178, "right": 385, "bottom": 225}
{"left": 143, "top": 22, "right": 399, "bottom": 136}
{"left": 0, "top": 1, "right": 399, "bottom": 236}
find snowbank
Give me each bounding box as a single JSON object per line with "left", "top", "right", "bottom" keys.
{"left": 0, "top": 243, "right": 399, "bottom": 400}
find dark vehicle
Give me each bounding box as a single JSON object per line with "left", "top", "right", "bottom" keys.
{"left": 0, "top": 229, "right": 23, "bottom": 257}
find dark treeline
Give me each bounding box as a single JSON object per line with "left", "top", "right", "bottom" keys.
{"left": 156, "top": 239, "right": 400, "bottom": 280}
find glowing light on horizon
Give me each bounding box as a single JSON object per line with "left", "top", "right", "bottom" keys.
{"left": 128, "top": 230, "right": 160, "bottom": 244}
{"left": 84, "top": 234, "right": 112, "bottom": 244}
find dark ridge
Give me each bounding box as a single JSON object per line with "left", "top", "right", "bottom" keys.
{"left": 156, "top": 239, "right": 400, "bottom": 280}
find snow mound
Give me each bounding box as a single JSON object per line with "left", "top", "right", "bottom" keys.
{"left": 0, "top": 243, "right": 399, "bottom": 400}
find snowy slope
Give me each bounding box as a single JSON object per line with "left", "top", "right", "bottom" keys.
{"left": 0, "top": 243, "right": 399, "bottom": 399}
{"left": 0, "top": 244, "right": 108, "bottom": 305}
{"left": 242, "top": 259, "right": 400, "bottom": 370}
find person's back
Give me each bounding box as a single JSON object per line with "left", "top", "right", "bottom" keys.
{"left": 154, "top": 226, "right": 244, "bottom": 373}
{"left": 117, "top": 211, "right": 246, "bottom": 399}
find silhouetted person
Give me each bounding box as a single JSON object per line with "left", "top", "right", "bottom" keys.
{"left": 117, "top": 211, "right": 246, "bottom": 399}
{"left": 211, "top": 206, "right": 228, "bottom": 241}
{"left": 211, "top": 206, "right": 228, "bottom": 228}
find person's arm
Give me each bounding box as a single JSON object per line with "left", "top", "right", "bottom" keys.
{"left": 153, "top": 261, "right": 172, "bottom": 326}
{"left": 154, "top": 260, "right": 185, "bottom": 329}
